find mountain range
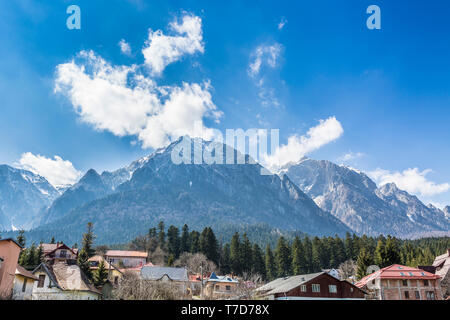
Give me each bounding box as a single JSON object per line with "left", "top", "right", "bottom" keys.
{"left": 0, "top": 138, "right": 448, "bottom": 243}
{"left": 281, "top": 158, "right": 450, "bottom": 237}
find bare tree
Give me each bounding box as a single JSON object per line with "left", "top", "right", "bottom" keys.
{"left": 112, "top": 271, "right": 185, "bottom": 300}
{"left": 338, "top": 259, "right": 357, "bottom": 280}
{"left": 148, "top": 246, "right": 167, "bottom": 266}
{"left": 235, "top": 272, "right": 264, "bottom": 300}
{"left": 174, "top": 252, "right": 217, "bottom": 275}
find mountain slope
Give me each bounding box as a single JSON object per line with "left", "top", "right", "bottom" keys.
{"left": 27, "top": 138, "right": 351, "bottom": 243}
{"left": 0, "top": 165, "right": 59, "bottom": 230}
{"left": 40, "top": 169, "right": 111, "bottom": 224}
{"left": 283, "top": 158, "right": 450, "bottom": 237}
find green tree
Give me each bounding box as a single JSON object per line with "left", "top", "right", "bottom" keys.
{"left": 17, "top": 230, "right": 26, "bottom": 247}
{"left": 50, "top": 237, "right": 55, "bottom": 244}
{"left": 190, "top": 231, "right": 200, "bottom": 253}
{"left": 384, "top": 235, "right": 401, "bottom": 266}
{"left": 93, "top": 260, "right": 109, "bottom": 287}
{"left": 78, "top": 222, "right": 96, "bottom": 280}
{"left": 158, "top": 221, "right": 165, "bottom": 247}
{"left": 292, "top": 236, "right": 306, "bottom": 275}
{"left": 220, "top": 243, "right": 232, "bottom": 275}
{"left": 252, "top": 243, "right": 266, "bottom": 279}
{"left": 240, "top": 234, "right": 253, "bottom": 274}
{"left": 199, "top": 227, "right": 219, "bottom": 264}
{"left": 275, "top": 236, "right": 291, "bottom": 277}
{"left": 167, "top": 225, "right": 180, "bottom": 259}
{"left": 302, "top": 236, "right": 313, "bottom": 272}
{"left": 356, "top": 247, "right": 374, "bottom": 280}
{"left": 265, "top": 244, "right": 276, "bottom": 281}
{"left": 230, "top": 233, "right": 242, "bottom": 275}
{"left": 374, "top": 237, "right": 387, "bottom": 267}
{"left": 180, "top": 224, "right": 190, "bottom": 253}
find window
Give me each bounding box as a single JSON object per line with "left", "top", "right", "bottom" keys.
{"left": 22, "top": 278, "right": 27, "bottom": 292}
{"left": 311, "top": 284, "right": 320, "bottom": 293}
{"left": 226, "top": 285, "right": 231, "bottom": 291}
{"left": 38, "top": 275, "right": 45, "bottom": 288}
{"left": 423, "top": 279, "right": 429, "bottom": 286}
{"left": 350, "top": 287, "right": 354, "bottom": 292}
{"left": 215, "top": 285, "right": 220, "bottom": 291}
{"left": 415, "top": 291, "right": 420, "bottom": 299}
{"left": 426, "top": 291, "right": 435, "bottom": 300}
{"left": 402, "top": 280, "right": 408, "bottom": 286}
{"left": 114, "top": 276, "right": 119, "bottom": 285}
{"left": 404, "top": 291, "right": 409, "bottom": 299}
{"left": 328, "top": 285, "right": 337, "bottom": 293}
{"left": 300, "top": 285, "right": 307, "bottom": 292}
{"left": 59, "top": 250, "right": 66, "bottom": 258}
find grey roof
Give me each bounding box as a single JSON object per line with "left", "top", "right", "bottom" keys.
{"left": 140, "top": 266, "right": 188, "bottom": 282}
{"left": 256, "top": 272, "right": 324, "bottom": 295}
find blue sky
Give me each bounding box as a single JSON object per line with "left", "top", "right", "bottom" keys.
{"left": 1, "top": 0, "right": 450, "bottom": 206}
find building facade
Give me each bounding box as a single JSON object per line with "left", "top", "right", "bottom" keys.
{"left": 0, "top": 238, "right": 22, "bottom": 299}
{"left": 356, "top": 264, "right": 443, "bottom": 300}
{"left": 105, "top": 250, "right": 148, "bottom": 268}
{"left": 12, "top": 265, "right": 38, "bottom": 300}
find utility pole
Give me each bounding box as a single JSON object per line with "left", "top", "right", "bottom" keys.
{"left": 200, "top": 261, "right": 203, "bottom": 299}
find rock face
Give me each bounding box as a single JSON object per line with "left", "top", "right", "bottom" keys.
{"left": 27, "top": 138, "right": 351, "bottom": 244}
{"left": 283, "top": 158, "right": 450, "bottom": 237}
{"left": 0, "top": 165, "right": 59, "bottom": 230}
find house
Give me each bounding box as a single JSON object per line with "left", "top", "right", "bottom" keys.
{"left": 355, "top": 264, "right": 442, "bottom": 300}
{"left": 322, "top": 268, "right": 340, "bottom": 280}
{"left": 204, "top": 272, "right": 239, "bottom": 298}
{"left": 0, "top": 238, "right": 22, "bottom": 299}
{"left": 42, "top": 243, "right": 78, "bottom": 262}
{"left": 12, "top": 265, "right": 38, "bottom": 300}
{"left": 256, "top": 272, "right": 365, "bottom": 300}
{"left": 419, "top": 248, "right": 450, "bottom": 299}
{"left": 31, "top": 261, "right": 101, "bottom": 300}
{"left": 140, "top": 266, "right": 190, "bottom": 293}
{"left": 105, "top": 250, "right": 148, "bottom": 268}
{"left": 119, "top": 262, "right": 154, "bottom": 277}
{"left": 88, "top": 255, "right": 123, "bottom": 285}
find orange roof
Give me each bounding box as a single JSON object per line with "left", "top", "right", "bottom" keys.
{"left": 105, "top": 250, "right": 148, "bottom": 258}
{"left": 119, "top": 262, "right": 154, "bottom": 273}
{"left": 355, "top": 264, "right": 441, "bottom": 288}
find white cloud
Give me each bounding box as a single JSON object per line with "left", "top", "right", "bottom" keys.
{"left": 118, "top": 39, "right": 132, "bottom": 55}
{"left": 369, "top": 167, "right": 450, "bottom": 197}
{"left": 263, "top": 117, "right": 344, "bottom": 170}
{"left": 248, "top": 43, "right": 282, "bottom": 77}
{"left": 55, "top": 49, "right": 221, "bottom": 149}
{"left": 16, "top": 153, "right": 82, "bottom": 188}
{"left": 278, "top": 17, "right": 287, "bottom": 30}
{"left": 142, "top": 13, "right": 203, "bottom": 75}
{"left": 337, "top": 151, "right": 364, "bottom": 163}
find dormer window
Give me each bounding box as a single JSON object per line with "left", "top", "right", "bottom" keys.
{"left": 60, "top": 250, "right": 67, "bottom": 258}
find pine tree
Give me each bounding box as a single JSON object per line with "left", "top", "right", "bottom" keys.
{"left": 199, "top": 227, "right": 219, "bottom": 264}
{"left": 292, "top": 236, "right": 306, "bottom": 275}
{"left": 25, "top": 243, "right": 37, "bottom": 268}
{"left": 240, "top": 234, "right": 253, "bottom": 274}
{"left": 356, "top": 247, "right": 374, "bottom": 280}
{"left": 312, "top": 237, "right": 327, "bottom": 271}
{"left": 50, "top": 237, "right": 55, "bottom": 244}
{"left": 190, "top": 230, "right": 200, "bottom": 253}
{"left": 265, "top": 244, "right": 276, "bottom": 281}
{"left": 180, "top": 224, "right": 190, "bottom": 253}
{"left": 230, "top": 233, "right": 242, "bottom": 275}
{"left": 36, "top": 242, "right": 44, "bottom": 265}
{"left": 78, "top": 222, "right": 96, "bottom": 280}
{"left": 220, "top": 243, "right": 232, "bottom": 275}
{"left": 302, "top": 236, "right": 313, "bottom": 272}
{"left": 252, "top": 243, "right": 266, "bottom": 280}
{"left": 167, "top": 225, "right": 180, "bottom": 259}
{"left": 334, "top": 236, "right": 346, "bottom": 267}
{"left": 345, "top": 232, "right": 354, "bottom": 260}
{"left": 158, "top": 221, "right": 165, "bottom": 247}
{"left": 384, "top": 235, "right": 401, "bottom": 266}
{"left": 374, "top": 237, "right": 387, "bottom": 267}
{"left": 93, "top": 260, "right": 109, "bottom": 287}
{"left": 17, "top": 230, "right": 26, "bottom": 247}
{"left": 275, "top": 236, "right": 291, "bottom": 277}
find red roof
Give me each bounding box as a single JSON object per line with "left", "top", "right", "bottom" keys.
{"left": 355, "top": 264, "right": 441, "bottom": 288}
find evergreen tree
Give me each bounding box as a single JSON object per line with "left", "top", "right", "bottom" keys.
{"left": 344, "top": 232, "right": 354, "bottom": 260}
{"left": 78, "top": 222, "right": 96, "bottom": 280}
{"left": 374, "top": 237, "right": 387, "bottom": 267}
{"left": 93, "top": 260, "right": 109, "bottom": 287}
{"left": 230, "top": 233, "right": 242, "bottom": 275}
{"left": 252, "top": 243, "right": 266, "bottom": 279}
{"left": 167, "top": 225, "right": 180, "bottom": 259}
{"left": 36, "top": 242, "right": 44, "bottom": 265}
{"left": 50, "top": 237, "right": 55, "bottom": 244}
{"left": 356, "top": 247, "right": 373, "bottom": 280}
{"left": 275, "top": 236, "right": 291, "bottom": 277}
{"left": 220, "top": 243, "right": 232, "bottom": 275}
{"left": 292, "top": 236, "right": 306, "bottom": 275}
{"left": 190, "top": 231, "right": 200, "bottom": 253}
{"left": 384, "top": 236, "right": 401, "bottom": 266}
{"left": 199, "top": 227, "right": 219, "bottom": 264}
{"left": 302, "top": 236, "right": 313, "bottom": 272}
{"left": 334, "top": 236, "right": 346, "bottom": 267}
{"left": 240, "top": 234, "right": 253, "bottom": 274}
{"left": 265, "top": 244, "right": 277, "bottom": 281}
{"left": 180, "top": 224, "right": 190, "bottom": 253}
{"left": 312, "top": 237, "right": 327, "bottom": 271}
{"left": 158, "top": 221, "right": 165, "bottom": 247}
{"left": 17, "top": 230, "right": 26, "bottom": 247}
